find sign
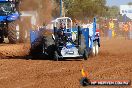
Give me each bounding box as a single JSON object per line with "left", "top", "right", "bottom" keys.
{"left": 120, "top": 5, "right": 132, "bottom": 19}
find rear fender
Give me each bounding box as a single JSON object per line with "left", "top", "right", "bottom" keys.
{"left": 81, "top": 28, "right": 89, "bottom": 49}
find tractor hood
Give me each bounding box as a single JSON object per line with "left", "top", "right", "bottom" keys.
{"left": 0, "top": 0, "right": 10, "bottom": 1}
{"left": 7, "top": 12, "right": 20, "bottom": 21}
{"left": 0, "top": 12, "right": 20, "bottom": 22}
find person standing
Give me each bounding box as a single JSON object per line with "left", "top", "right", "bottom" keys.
{"left": 123, "top": 22, "right": 129, "bottom": 39}
{"left": 108, "top": 19, "right": 115, "bottom": 38}
{"left": 129, "top": 21, "right": 132, "bottom": 40}
{"left": 104, "top": 20, "right": 108, "bottom": 37}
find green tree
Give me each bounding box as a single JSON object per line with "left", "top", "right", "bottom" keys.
{"left": 53, "top": 0, "right": 108, "bottom": 20}
{"left": 128, "top": 2, "right": 132, "bottom": 5}
{"left": 106, "top": 6, "right": 119, "bottom": 18}
{"left": 52, "top": 0, "right": 60, "bottom": 18}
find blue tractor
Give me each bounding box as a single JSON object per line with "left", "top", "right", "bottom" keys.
{"left": 51, "top": 17, "right": 100, "bottom": 60}
{"left": 29, "top": 17, "right": 100, "bottom": 61}
{"left": 0, "top": 0, "right": 20, "bottom": 43}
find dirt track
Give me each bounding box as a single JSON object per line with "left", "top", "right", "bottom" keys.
{"left": 0, "top": 38, "right": 132, "bottom": 88}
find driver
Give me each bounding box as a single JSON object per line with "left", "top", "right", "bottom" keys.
{"left": 57, "top": 23, "right": 65, "bottom": 37}
{"left": 57, "top": 23, "right": 67, "bottom": 45}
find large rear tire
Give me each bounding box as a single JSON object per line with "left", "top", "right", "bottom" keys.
{"left": 19, "top": 25, "right": 28, "bottom": 43}
{"left": 19, "top": 29, "right": 27, "bottom": 43}
{"left": 53, "top": 51, "right": 59, "bottom": 61}
{"left": 78, "top": 35, "right": 88, "bottom": 60}
{"left": 83, "top": 49, "right": 88, "bottom": 60}
{"left": 30, "top": 34, "right": 55, "bottom": 59}
{"left": 0, "top": 37, "right": 4, "bottom": 43}
{"left": 8, "top": 21, "right": 18, "bottom": 44}
{"left": 0, "top": 29, "right": 4, "bottom": 43}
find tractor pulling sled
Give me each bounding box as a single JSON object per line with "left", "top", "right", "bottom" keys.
{"left": 0, "top": 0, "right": 21, "bottom": 44}
{"left": 29, "top": 17, "right": 100, "bottom": 61}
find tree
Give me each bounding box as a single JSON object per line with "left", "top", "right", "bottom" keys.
{"left": 128, "top": 2, "right": 132, "bottom": 5}
{"left": 52, "top": 0, "right": 60, "bottom": 18}
{"left": 106, "top": 6, "right": 119, "bottom": 18}
{"left": 53, "top": 0, "right": 108, "bottom": 20}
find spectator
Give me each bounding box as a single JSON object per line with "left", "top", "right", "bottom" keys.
{"left": 123, "top": 22, "right": 129, "bottom": 39}
{"left": 129, "top": 21, "right": 132, "bottom": 39}
{"left": 108, "top": 19, "right": 115, "bottom": 38}
{"left": 103, "top": 20, "right": 108, "bottom": 37}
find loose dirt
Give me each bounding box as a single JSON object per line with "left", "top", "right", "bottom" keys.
{"left": 0, "top": 38, "right": 132, "bottom": 88}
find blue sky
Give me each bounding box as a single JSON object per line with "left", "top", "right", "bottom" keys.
{"left": 106, "top": 0, "right": 132, "bottom": 7}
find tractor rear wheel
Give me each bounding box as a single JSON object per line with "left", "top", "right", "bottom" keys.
{"left": 8, "top": 21, "right": 18, "bottom": 44}
{"left": 0, "top": 29, "right": 4, "bottom": 43}
{"left": 83, "top": 49, "right": 88, "bottom": 60}
{"left": 0, "top": 37, "right": 4, "bottom": 43}
{"left": 53, "top": 51, "right": 59, "bottom": 61}
{"left": 78, "top": 35, "right": 88, "bottom": 60}
{"left": 19, "top": 29, "right": 28, "bottom": 43}
{"left": 45, "top": 35, "right": 56, "bottom": 59}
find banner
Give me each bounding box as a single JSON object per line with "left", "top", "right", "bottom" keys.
{"left": 120, "top": 5, "right": 132, "bottom": 19}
